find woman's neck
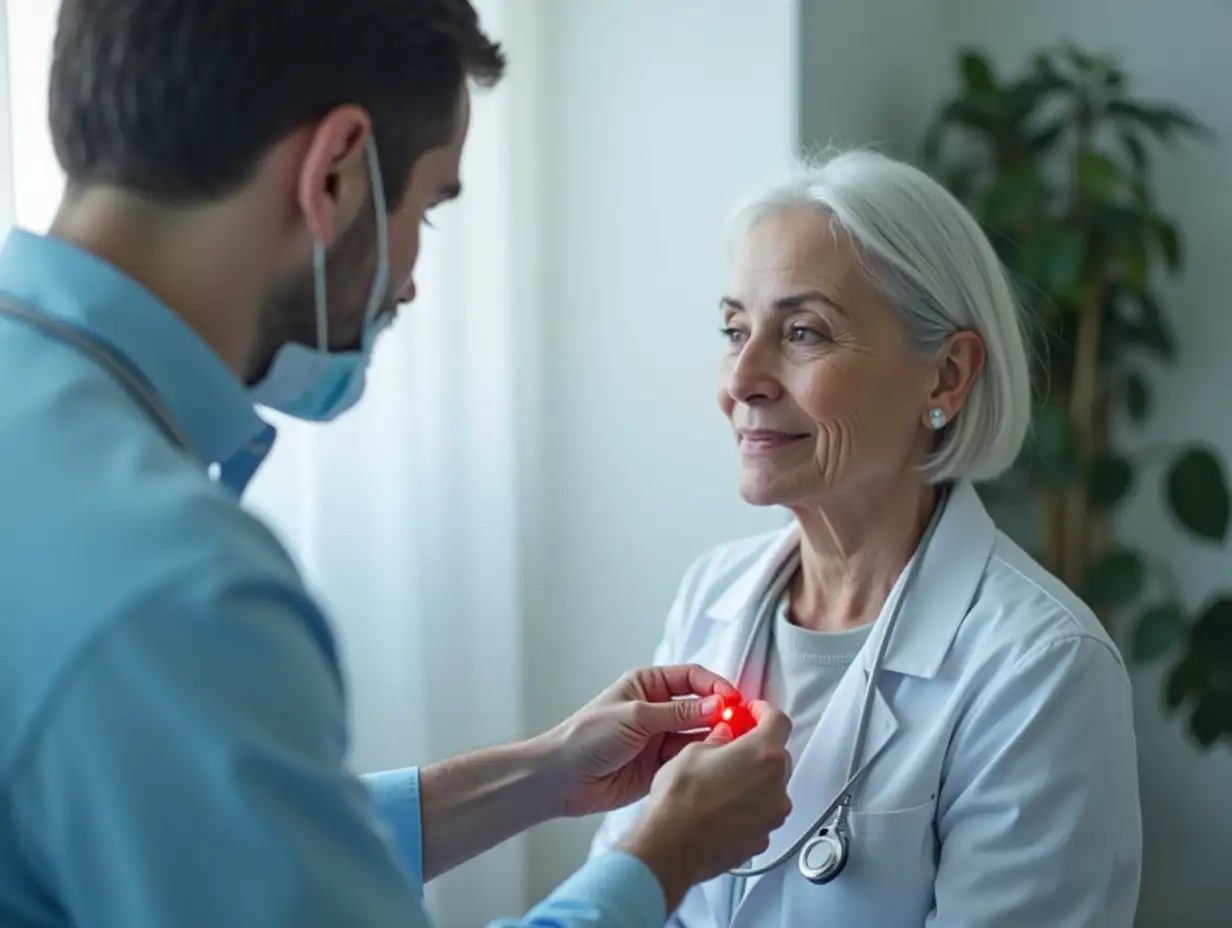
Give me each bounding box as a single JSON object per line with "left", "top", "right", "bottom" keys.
{"left": 788, "top": 479, "right": 939, "bottom": 633}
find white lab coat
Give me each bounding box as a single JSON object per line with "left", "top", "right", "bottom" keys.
{"left": 590, "top": 481, "right": 1142, "bottom": 927}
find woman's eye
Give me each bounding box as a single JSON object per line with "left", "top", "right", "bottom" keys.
{"left": 720, "top": 326, "right": 747, "bottom": 345}
{"left": 788, "top": 326, "right": 826, "bottom": 344}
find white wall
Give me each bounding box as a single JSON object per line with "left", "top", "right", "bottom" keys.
{"left": 927, "top": 1, "right": 1232, "bottom": 924}
{"left": 798, "top": 0, "right": 949, "bottom": 158}
{"left": 1, "top": 0, "right": 59, "bottom": 232}
{"left": 522, "top": 0, "right": 799, "bottom": 901}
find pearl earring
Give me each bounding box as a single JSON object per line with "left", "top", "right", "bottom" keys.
{"left": 928, "top": 408, "right": 947, "bottom": 430}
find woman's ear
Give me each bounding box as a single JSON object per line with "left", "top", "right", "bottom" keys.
{"left": 922, "top": 330, "right": 986, "bottom": 429}
{"left": 295, "top": 105, "right": 373, "bottom": 246}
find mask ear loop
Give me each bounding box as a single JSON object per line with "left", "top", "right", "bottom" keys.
{"left": 312, "top": 241, "right": 330, "bottom": 353}
{"left": 361, "top": 136, "right": 391, "bottom": 332}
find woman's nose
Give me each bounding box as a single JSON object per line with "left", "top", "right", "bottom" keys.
{"left": 726, "top": 341, "right": 783, "bottom": 405}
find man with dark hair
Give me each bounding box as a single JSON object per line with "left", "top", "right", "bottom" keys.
{"left": 0, "top": 2, "right": 793, "bottom": 927}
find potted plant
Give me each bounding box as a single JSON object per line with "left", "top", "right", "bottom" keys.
{"left": 920, "top": 43, "right": 1231, "bottom": 748}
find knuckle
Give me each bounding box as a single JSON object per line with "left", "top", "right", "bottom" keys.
{"left": 627, "top": 700, "right": 653, "bottom": 728}
{"left": 759, "top": 745, "right": 788, "bottom": 774}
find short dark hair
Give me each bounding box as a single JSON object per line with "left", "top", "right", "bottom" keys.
{"left": 49, "top": 0, "right": 505, "bottom": 208}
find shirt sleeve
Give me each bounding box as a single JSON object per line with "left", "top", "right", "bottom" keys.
{"left": 363, "top": 767, "right": 426, "bottom": 892}
{"left": 362, "top": 770, "right": 666, "bottom": 928}
{"left": 927, "top": 634, "right": 1143, "bottom": 927}
{"left": 11, "top": 563, "right": 670, "bottom": 928}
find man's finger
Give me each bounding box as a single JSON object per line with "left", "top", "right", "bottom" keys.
{"left": 744, "top": 699, "right": 792, "bottom": 746}
{"left": 632, "top": 694, "right": 723, "bottom": 733}
{"left": 635, "top": 663, "right": 740, "bottom": 702}
{"left": 704, "top": 722, "right": 735, "bottom": 746}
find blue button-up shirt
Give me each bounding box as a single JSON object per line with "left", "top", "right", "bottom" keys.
{"left": 0, "top": 228, "right": 665, "bottom": 927}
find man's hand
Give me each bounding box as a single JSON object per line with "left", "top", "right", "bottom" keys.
{"left": 618, "top": 700, "right": 793, "bottom": 911}
{"left": 540, "top": 664, "right": 739, "bottom": 818}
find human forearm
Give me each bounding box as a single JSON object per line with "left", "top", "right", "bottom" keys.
{"left": 418, "top": 732, "right": 563, "bottom": 881}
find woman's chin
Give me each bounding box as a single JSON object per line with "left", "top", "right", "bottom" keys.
{"left": 737, "top": 475, "right": 791, "bottom": 509}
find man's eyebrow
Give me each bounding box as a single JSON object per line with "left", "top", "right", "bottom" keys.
{"left": 719, "top": 289, "right": 848, "bottom": 316}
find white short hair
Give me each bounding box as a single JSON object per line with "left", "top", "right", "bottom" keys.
{"left": 727, "top": 148, "right": 1032, "bottom": 483}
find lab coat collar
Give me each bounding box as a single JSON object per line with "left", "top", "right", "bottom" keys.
{"left": 704, "top": 481, "right": 996, "bottom": 681}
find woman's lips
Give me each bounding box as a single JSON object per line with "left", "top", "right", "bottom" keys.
{"left": 738, "top": 429, "right": 810, "bottom": 453}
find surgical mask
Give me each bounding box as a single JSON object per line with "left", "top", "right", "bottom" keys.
{"left": 249, "top": 137, "right": 392, "bottom": 421}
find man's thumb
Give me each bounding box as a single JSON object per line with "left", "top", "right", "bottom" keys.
{"left": 637, "top": 695, "right": 722, "bottom": 733}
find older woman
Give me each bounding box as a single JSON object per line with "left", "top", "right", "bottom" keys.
{"left": 588, "top": 150, "right": 1141, "bottom": 927}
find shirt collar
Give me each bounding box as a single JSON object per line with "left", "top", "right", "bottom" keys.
{"left": 0, "top": 228, "right": 274, "bottom": 492}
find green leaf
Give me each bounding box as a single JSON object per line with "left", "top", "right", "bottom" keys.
{"left": 1164, "top": 653, "right": 1204, "bottom": 711}
{"left": 1191, "top": 596, "right": 1232, "bottom": 657}
{"left": 1119, "top": 292, "right": 1176, "bottom": 360}
{"left": 983, "top": 169, "right": 1044, "bottom": 226}
{"left": 921, "top": 124, "right": 943, "bottom": 165}
{"left": 1077, "top": 150, "right": 1120, "bottom": 201}
{"left": 1154, "top": 218, "right": 1182, "bottom": 271}
{"left": 1099, "top": 204, "right": 1152, "bottom": 256}
{"left": 1119, "top": 132, "right": 1149, "bottom": 174}
{"left": 1165, "top": 446, "right": 1231, "bottom": 543}
{"left": 1106, "top": 101, "right": 1213, "bottom": 142}
{"left": 1080, "top": 546, "right": 1146, "bottom": 609}
{"left": 1027, "top": 119, "right": 1067, "bottom": 153}
{"left": 960, "top": 50, "right": 997, "bottom": 97}
{"left": 1061, "top": 42, "right": 1099, "bottom": 73}
{"left": 1028, "top": 52, "right": 1073, "bottom": 95}
{"left": 1188, "top": 689, "right": 1232, "bottom": 749}
{"left": 1021, "top": 225, "right": 1085, "bottom": 296}
{"left": 1089, "top": 454, "right": 1134, "bottom": 509}
{"left": 1132, "top": 603, "right": 1187, "bottom": 661}
{"left": 1124, "top": 370, "right": 1151, "bottom": 422}
{"left": 1025, "top": 400, "right": 1077, "bottom": 489}
{"left": 939, "top": 98, "right": 999, "bottom": 134}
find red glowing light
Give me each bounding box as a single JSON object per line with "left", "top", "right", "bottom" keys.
{"left": 716, "top": 697, "right": 754, "bottom": 738}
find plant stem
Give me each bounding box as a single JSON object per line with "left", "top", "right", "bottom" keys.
{"left": 1060, "top": 97, "right": 1104, "bottom": 609}
{"left": 1063, "top": 280, "right": 1104, "bottom": 591}
{"left": 1043, "top": 486, "right": 1066, "bottom": 577}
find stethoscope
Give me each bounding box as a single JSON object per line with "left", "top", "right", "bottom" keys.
{"left": 0, "top": 297, "right": 195, "bottom": 456}
{"left": 724, "top": 487, "right": 949, "bottom": 898}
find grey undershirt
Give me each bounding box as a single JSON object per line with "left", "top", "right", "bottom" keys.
{"left": 765, "top": 594, "right": 873, "bottom": 765}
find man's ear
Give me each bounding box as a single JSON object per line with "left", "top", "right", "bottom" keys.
{"left": 922, "top": 330, "right": 986, "bottom": 428}
{"left": 295, "top": 105, "right": 373, "bottom": 246}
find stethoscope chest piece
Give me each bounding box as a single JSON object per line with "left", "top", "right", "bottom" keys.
{"left": 797, "top": 827, "right": 848, "bottom": 884}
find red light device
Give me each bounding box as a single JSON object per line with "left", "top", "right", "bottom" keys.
{"left": 716, "top": 697, "right": 755, "bottom": 738}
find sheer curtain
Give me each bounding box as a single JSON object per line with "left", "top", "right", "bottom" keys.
{"left": 1, "top": 0, "right": 534, "bottom": 921}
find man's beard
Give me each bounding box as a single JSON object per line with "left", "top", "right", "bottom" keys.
{"left": 245, "top": 200, "right": 386, "bottom": 386}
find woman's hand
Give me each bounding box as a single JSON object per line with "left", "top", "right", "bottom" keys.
{"left": 540, "top": 664, "right": 740, "bottom": 817}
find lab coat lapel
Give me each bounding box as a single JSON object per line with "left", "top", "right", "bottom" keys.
{"left": 697, "top": 525, "right": 799, "bottom": 694}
